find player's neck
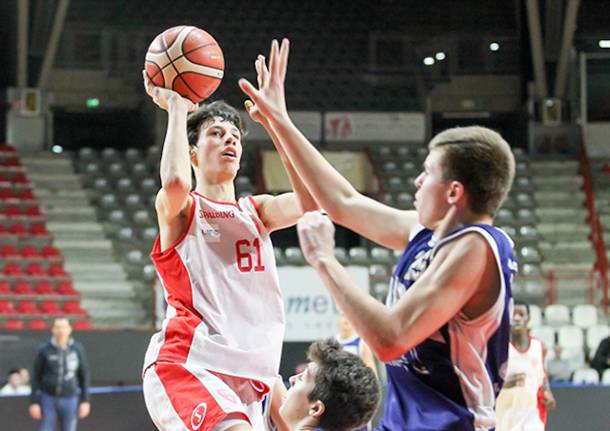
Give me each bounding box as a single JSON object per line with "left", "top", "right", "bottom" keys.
{"left": 339, "top": 329, "right": 355, "bottom": 340}
{"left": 195, "top": 179, "right": 236, "bottom": 203}
{"left": 294, "top": 419, "right": 319, "bottom": 431}
{"left": 511, "top": 330, "right": 530, "bottom": 350}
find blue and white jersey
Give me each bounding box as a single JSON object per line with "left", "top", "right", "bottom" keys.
{"left": 377, "top": 224, "right": 517, "bottom": 431}
{"left": 336, "top": 334, "right": 363, "bottom": 356}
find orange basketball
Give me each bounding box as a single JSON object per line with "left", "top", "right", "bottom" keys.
{"left": 145, "top": 26, "right": 224, "bottom": 103}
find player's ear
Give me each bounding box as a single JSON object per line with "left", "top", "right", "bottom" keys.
{"left": 447, "top": 180, "right": 465, "bottom": 205}
{"left": 309, "top": 400, "right": 325, "bottom": 419}
{"left": 189, "top": 147, "right": 198, "bottom": 167}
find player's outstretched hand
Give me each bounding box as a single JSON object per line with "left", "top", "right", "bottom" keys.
{"left": 239, "top": 39, "right": 290, "bottom": 123}
{"left": 297, "top": 211, "right": 336, "bottom": 268}
{"left": 142, "top": 70, "right": 198, "bottom": 113}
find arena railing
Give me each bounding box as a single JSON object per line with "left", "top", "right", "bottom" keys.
{"left": 579, "top": 130, "right": 609, "bottom": 313}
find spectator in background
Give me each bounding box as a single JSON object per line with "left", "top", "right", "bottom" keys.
{"left": 546, "top": 345, "right": 572, "bottom": 382}
{"left": 336, "top": 313, "right": 378, "bottom": 377}
{"left": 29, "top": 318, "right": 91, "bottom": 431}
{"left": 19, "top": 368, "right": 31, "bottom": 393}
{"left": 590, "top": 335, "right": 610, "bottom": 379}
{"left": 0, "top": 369, "right": 30, "bottom": 395}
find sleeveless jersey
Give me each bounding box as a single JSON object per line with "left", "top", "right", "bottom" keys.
{"left": 495, "top": 337, "right": 547, "bottom": 431}
{"left": 377, "top": 224, "right": 517, "bottom": 431}
{"left": 143, "top": 192, "right": 285, "bottom": 392}
{"left": 336, "top": 334, "right": 363, "bottom": 356}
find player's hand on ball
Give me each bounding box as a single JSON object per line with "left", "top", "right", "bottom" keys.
{"left": 142, "top": 70, "right": 198, "bottom": 113}
{"left": 239, "top": 39, "right": 290, "bottom": 122}
{"left": 297, "top": 211, "right": 336, "bottom": 267}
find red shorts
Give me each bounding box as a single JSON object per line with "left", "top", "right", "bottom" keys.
{"left": 143, "top": 362, "right": 252, "bottom": 431}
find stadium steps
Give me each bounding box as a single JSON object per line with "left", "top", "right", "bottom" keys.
{"left": 19, "top": 152, "right": 148, "bottom": 327}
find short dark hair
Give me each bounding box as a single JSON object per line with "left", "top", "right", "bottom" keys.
{"left": 307, "top": 339, "right": 380, "bottom": 431}
{"left": 7, "top": 369, "right": 20, "bottom": 377}
{"left": 514, "top": 298, "right": 530, "bottom": 315}
{"left": 186, "top": 101, "right": 246, "bottom": 148}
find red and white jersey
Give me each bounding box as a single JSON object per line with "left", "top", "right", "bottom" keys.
{"left": 143, "top": 192, "right": 285, "bottom": 393}
{"left": 496, "top": 336, "right": 547, "bottom": 431}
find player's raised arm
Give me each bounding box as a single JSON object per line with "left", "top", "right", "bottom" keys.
{"left": 245, "top": 54, "right": 320, "bottom": 232}
{"left": 143, "top": 71, "right": 197, "bottom": 224}
{"left": 297, "top": 212, "right": 497, "bottom": 362}
{"left": 239, "top": 39, "right": 418, "bottom": 251}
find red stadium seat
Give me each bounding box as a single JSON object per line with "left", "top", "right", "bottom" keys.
{"left": 0, "top": 300, "right": 15, "bottom": 313}
{"left": 48, "top": 264, "right": 67, "bottom": 277}
{"left": 16, "top": 300, "right": 39, "bottom": 314}
{"left": 4, "top": 319, "right": 24, "bottom": 330}
{"left": 41, "top": 246, "right": 60, "bottom": 258}
{"left": 13, "top": 281, "right": 34, "bottom": 295}
{"left": 25, "top": 263, "right": 46, "bottom": 276}
{"left": 0, "top": 189, "right": 15, "bottom": 199}
{"left": 57, "top": 281, "right": 78, "bottom": 296}
{"left": 63, "top": 301, "right": 86, "bottom": 316}
{"left": 73, "top": 320, "right": 93, "bottom": 330}
{"left": 41, "top": 300, "right": 62, "bottom": 315}
{"left": 28, "top": 319, "right": 48, "bottom": 330}
{"left": 3, "top": 206, "right": 21, "bottom": 216}
{"left": 2, "top": 157, "right": 21, "bottom": 167}
{"left": 18, "top": 190, "right": 34, "bottom": 200}
{"left": 20, "top": 245, "right": 40, "bottom": 258}
{"left": 30, "top": 223, "right": 49, "bottom": 236}
{"left": 0, "top": 144, "right": 16, "bottom": 152}
{"left": 9, "top": 223, "right": 27, "bottom": 236}
{"left": 25, "top": 207, "right": 42, "bottom": 216}
{"left": 0, "top": 281, "right": 10, "bottom": 294}
{"left": 35, "top": 281, "right": 55, "bottom": 295}
{"left": 11, "top": 173, "right": 28, "bottom": 184}
{"left": 3, "top": 262, "right": 23, "bottom": 275}
{"left": 0, "top": 245, "right": 19, "bottom": 258}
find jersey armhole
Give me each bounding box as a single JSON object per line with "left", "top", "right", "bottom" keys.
{"left": 434, "top": 227, "right": 505, "bottom": 325}
{"left": 151, "top": 194, "right": 196, "bottom": 257}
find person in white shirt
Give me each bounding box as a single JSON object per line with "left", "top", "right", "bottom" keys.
{"left": 0, "top": 369, "right": 30, "bottom": 395}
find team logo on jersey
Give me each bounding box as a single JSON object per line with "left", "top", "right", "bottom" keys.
{"left": 201, "top": 224, "right": 221, "bottom": 242}
{"left": 199, "top": 209, "right": 235, "bottom": 219}
{"left": 191, "top": 402, "right": 207, "bottom": 430}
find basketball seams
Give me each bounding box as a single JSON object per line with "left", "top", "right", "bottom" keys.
{"left": 145, "top": 26, "right": 224, "bottom": 103}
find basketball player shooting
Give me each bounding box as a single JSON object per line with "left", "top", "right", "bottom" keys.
{"left": 139, "top": 51, "right": 317, "bottom": 430}
{"left": 240, "top": 38, "right": 518, "bottom": 430}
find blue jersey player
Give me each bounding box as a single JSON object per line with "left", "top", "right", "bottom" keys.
{"left": 239, "top": 39, "right": 517, "bottom": 430}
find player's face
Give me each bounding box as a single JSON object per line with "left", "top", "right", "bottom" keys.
{"left": 413, "top": 149, "right": 452, "bottom": 229}
{"left": 280, "top": 363, "right": 318, "bottom": 427}
{"left": 52, "top": 318, "right": 72, "bottom": 342}
{"left": 511, "top": 305, "right": 529, "bottom": 331}
{"left": 194, "top": 117, "right": 242, "bottom": 181}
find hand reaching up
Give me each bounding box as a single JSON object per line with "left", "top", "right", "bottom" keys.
{"left": 239, "top": 39, "right": 290, "bottom": 124}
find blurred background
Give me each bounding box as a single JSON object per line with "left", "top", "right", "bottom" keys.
{"left": 0, "top": 0, "right": 609, "bottom": 429}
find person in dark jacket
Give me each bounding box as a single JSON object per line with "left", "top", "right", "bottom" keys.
{"left": 591, "top": 336, "right": 610, "bottom": 379}
{"left": 29, "top": 317, "right": 91, "bottom": 431}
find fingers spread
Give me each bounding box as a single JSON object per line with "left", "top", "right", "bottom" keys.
{"left": 279, "top": 38, "right": 290, "bottom": 82}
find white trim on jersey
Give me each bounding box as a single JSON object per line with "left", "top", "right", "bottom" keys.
{"left": 432, "top": 226, "right": 512, "bottom": 431}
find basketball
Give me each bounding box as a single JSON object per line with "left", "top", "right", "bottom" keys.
{"left": 145, "top": 26, "right": 224, "bottom": 103}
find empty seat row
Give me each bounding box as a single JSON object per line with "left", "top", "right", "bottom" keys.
{"left": 0, "top": 299, "right": 87, "bottom": 316}
{"left": 0, "top": 280, "right": 78, "bottom": 297}
{"left": 1, "top": 318, "right": 91, "bottom": 331}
